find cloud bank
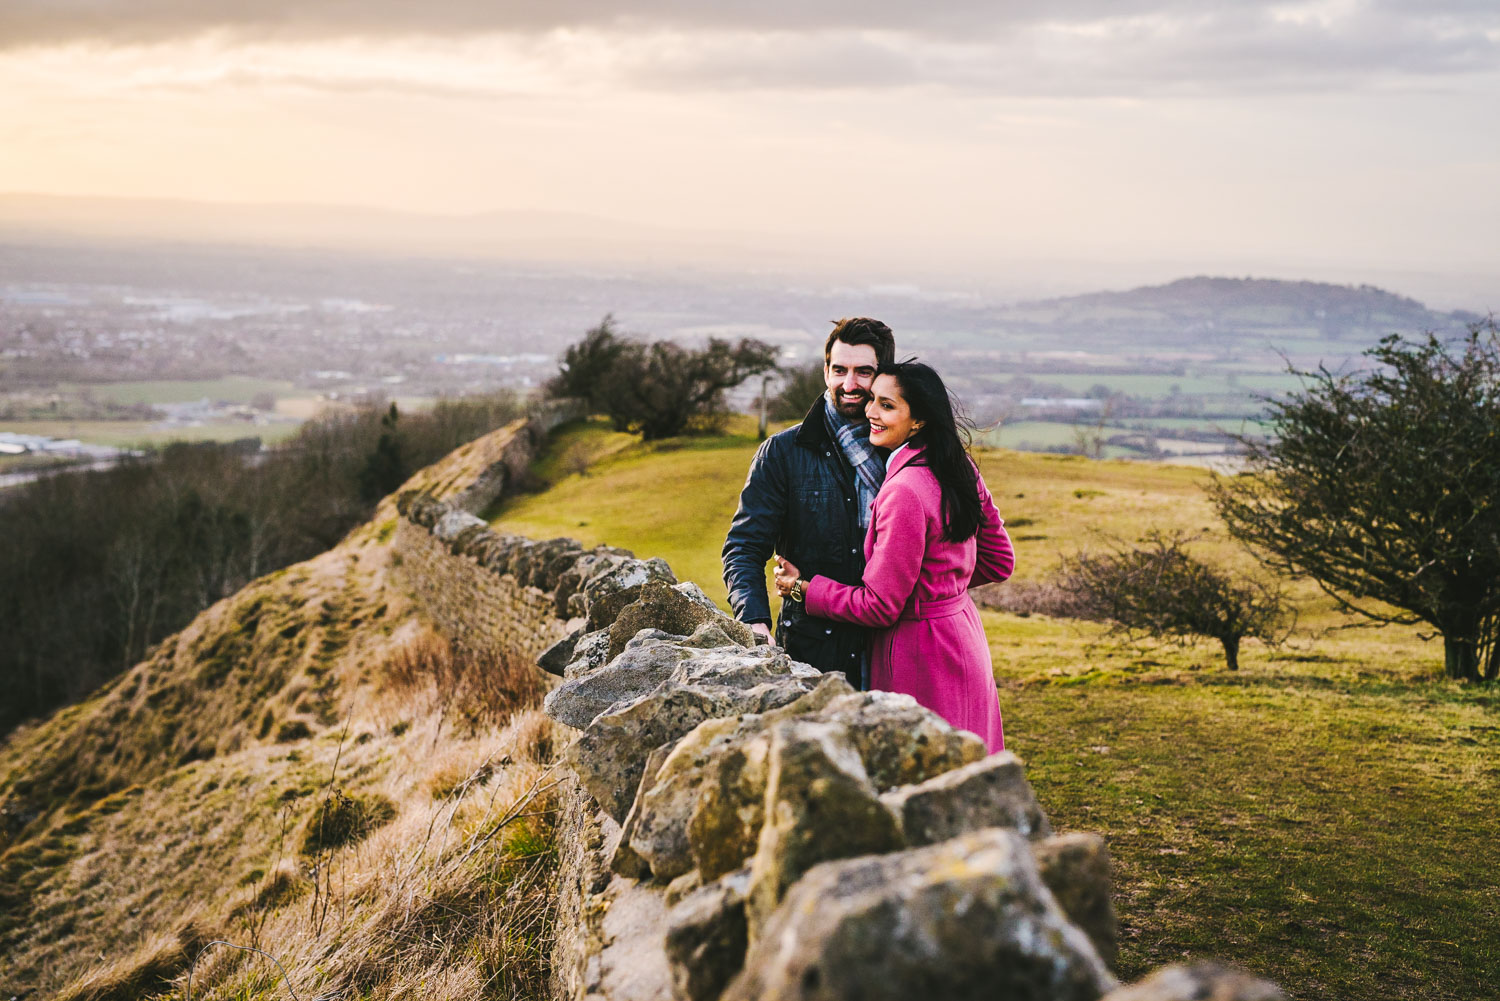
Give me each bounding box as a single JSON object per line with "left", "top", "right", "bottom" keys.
{"left": 2, "top": 1, "right": 1497, "bottom": 96}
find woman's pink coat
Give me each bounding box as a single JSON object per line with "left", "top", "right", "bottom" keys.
{"left": 805, "top": 445, "right": 1014, "bottom": 752}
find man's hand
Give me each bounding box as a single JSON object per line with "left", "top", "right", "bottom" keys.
{"left": 773, "top": 555, "right": 803, "bottom": 597}
{"left": 750, "top": 622, "right": 775, "bottom": 647}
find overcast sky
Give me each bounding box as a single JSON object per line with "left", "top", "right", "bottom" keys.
{"left": 1, "top": 1, "right": 1497, "bottom": 299}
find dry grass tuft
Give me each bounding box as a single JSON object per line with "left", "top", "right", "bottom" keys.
{"left": 382, "top": 628, "right": 547, "bottom": 732}
{"left": 53, "top": 917, "right": 218, "bottom": 1001}
{"left": 299, "top": 790, "right": 397, "bottom": 856}
{"left": 228, "top": 860, "right": 309, "bottom": 922}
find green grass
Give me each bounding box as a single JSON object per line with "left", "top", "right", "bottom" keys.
{"left": 493, "top": 418, "right": 1494, "bottom": 1001}
{"left": 1004, "top": 372, "right": 1305, "bottom": 397}
{"left": 59, "top": 377, "right": 294, "bottom": 406}
{"left": 987, "top": 610, "right": 1496, "bottom": 998}
{"left": 0, "top": 418, "right": 303, "bottom": 448}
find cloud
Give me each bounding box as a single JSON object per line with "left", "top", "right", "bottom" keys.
{"left": 0, "top": 2, "right": 1208, "bottom": 47}
{"left": 619, "top": 16, "right": 1500, "bottom": 96}
{"left": 1, "top": 1, "right": 1496, "bottom": 97}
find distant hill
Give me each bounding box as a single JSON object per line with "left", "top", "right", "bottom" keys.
{"left": 992, "top": 276, "right": 1480, "bottom": 353}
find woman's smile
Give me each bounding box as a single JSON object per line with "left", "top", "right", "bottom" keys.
{"left": 865, "top": 373, "right": 921, "bottom": 447}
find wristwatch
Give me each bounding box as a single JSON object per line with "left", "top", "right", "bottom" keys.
{"left": 789, "top": 578, "right": 806, "bottom": 603}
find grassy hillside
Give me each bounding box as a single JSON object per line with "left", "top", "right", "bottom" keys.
{"left": 0, "top": 431, "right": 563, "bottom": 1001}
{"left": 493, "top": 418, "right": 1499, "bottom": 1001}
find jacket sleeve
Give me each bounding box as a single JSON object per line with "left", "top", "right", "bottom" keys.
{"left": 722, "top": 436, "right": 786, "bottom": 625}
{"left": 969, "top": 469, "right": 1015, "bottom": 587}
{"left": 804, "top": 480, "right": 926, "bottom": 628}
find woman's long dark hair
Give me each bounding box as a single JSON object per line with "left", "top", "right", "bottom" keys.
{"left": 878, "top": 360, "right": 981, "bottom": 542}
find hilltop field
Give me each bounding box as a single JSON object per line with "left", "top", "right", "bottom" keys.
{"left": 493, "top": 417, "right": 1500, "bottom": 1001}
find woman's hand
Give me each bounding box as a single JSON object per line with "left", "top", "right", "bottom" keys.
{"left": 773, "top": 555, "right": 802, "bottom": 597}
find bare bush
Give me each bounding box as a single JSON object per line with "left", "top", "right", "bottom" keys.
{"left": 971, "top": 579, "right": 1103, "bottom": 619}
{"left": 1059, "top": 531, "right": 1294, "bottom": 670}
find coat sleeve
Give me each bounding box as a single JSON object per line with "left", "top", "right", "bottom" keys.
{"left": 722, "top": 436, "right": 786, "bottom": 625}
{"left": 804, "top": 480, "right": 927, "bottom": 628}
{"left": 969, "top": 468, "right": 1015, "bottom": 587}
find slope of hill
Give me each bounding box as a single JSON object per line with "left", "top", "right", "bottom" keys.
{"left": 0, "top": 422, "right": 565, "bottom": 1000}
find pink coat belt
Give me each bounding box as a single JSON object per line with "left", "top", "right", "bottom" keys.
{"left": 900, "top": 592, "right": 972, "bottom": 621}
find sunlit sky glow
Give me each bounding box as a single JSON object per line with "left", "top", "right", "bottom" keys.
{"left": 1, "top": 1, "right": 1497, "bottom": 296}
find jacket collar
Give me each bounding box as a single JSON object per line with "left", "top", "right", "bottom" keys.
{"left": 794, "top": 393, "right": 835, "bottom": 449}
{"left": 886, "top": 441, "right": 926, "bottom": 478}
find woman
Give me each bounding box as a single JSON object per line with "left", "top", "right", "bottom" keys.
{"left": 774, "top": 361, "right": 1013, "bottom": 752}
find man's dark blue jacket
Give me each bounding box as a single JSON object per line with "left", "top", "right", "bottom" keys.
{"left": 722, "top": 396, "right": 870, "bottom": 688}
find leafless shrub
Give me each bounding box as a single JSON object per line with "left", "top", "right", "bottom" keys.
{"left": 1059, "top": 530, "right": 1294, "bottom": 670}
{"left": 971, "top": 579, "right": 1103, "bottom": 619}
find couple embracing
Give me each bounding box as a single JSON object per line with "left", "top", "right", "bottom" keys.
{"left": 722, "top": 317, "right": 1014, "bottom": 753}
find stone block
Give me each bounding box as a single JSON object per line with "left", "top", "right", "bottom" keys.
{"left": 538, "top": 626, "right": 585, "bottom": 677}
{"left": 1035, "top": 832, "right": 1118, "bottom": 969}
{"left": 629, "top": 674, "right": 855, "bottom": 883}
{"left": 1098, "top": 963, "right": 1286, "bottom": 1001}
{"left": 433, "top": 508, "right": 487, "bottom": 543}
{"left": 561, "top": 627, "right": 612, "bottom": 679}
{"left": 568, "top": 672, "right": 819, "bottom": 823}
{"left": 818, "top": 690, "right": 988, "bottom": 790}
{"left": 744, "top": 720, "right": 904, "bottom": 937}
{"left": 665, "top": 869, "right": 752, "bottom": 1001}
{"left": 613, "top": 741, "right": 679, "bottom": 879}
{"left": 726, "top": 829, "right": 1117, "bottom": 1001}
{"left": 554, "top": 551, "right": 623, "bottom": 618}
{"left": 545, "top": 634, "right": 695, "bottom": 729}
{"left": 517, "top": 536, "right": 583, "bottom": 589}
{"left": 879, "top": 751, "right": 1052, "bottom": 847}
{"left": 585, "top": 557, "right": 678, "bottom": 631}
{"left": 607, "top": 581, "right": 755, "bottom": 660}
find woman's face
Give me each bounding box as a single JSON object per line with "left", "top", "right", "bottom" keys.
{"left": 866, "top": 374, "right": 923, "bottom": 448}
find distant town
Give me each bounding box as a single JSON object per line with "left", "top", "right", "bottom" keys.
{"left": 0, "top": 240, "right": 1484, "bottom": 472}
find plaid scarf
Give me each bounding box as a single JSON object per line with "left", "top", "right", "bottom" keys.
{"left": 823, "top": 393, "right": 885, "bottom": 529}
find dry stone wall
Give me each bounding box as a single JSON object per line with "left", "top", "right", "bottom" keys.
{"left": 390, "top": 409, "right": 1287, "bottom": 1001}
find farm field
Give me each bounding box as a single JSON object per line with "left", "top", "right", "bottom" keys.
{"left": 59, "top": 375, "right": 295, "bottom": 405}
{"left": 0, "top": 383, "right": 438, "bottom": 452}
{"left": 492, "top": 417, "right": 1498, "bottom": 1001}
{"left": 0, "top": 417, "right": 303, "bottom": 448}
{"left": 1003, "top": 370, "right": 1306, "bottom": 397}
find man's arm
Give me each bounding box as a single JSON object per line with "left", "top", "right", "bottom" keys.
{"left": 722, "top": 436, "right": 788, "bottom": 632}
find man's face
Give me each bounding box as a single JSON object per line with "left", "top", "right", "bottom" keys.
{"left": 825, "top": 340, "right": 880, "bottom": 419}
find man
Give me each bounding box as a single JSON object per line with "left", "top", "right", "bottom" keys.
{"left": 722, "top": 317, "right": 896, "bottom": 688}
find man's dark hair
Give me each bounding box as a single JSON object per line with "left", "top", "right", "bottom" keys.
{"left": 825, "top": 317, "right": 895, "bottom": 366}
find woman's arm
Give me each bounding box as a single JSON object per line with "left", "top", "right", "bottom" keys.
{"left": 804, "top": 482, "right": 928, "bottom": 628}
{"left": 969, "top": 470, "right": 1015, "bottom": 587}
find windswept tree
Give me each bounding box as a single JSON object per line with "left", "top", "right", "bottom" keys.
{"left": 546, "top": 315, "right": 631, "bottom": 404}
{"left": 1061, "top": 531, "right": 1292, "bottom": 670}
{"left": 549, "top": 318, "right": 778, "bottom": 440}
{"left": 1210, "top": 321, "right": 1500, "bottom": 681}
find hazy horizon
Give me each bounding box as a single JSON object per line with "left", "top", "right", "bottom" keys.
{"left": 2, "top": 189, "right": 1496, "bottom": 313}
